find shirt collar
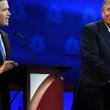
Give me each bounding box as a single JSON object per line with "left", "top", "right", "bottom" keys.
{"left": 105, "top": 24, "right": 110, "bottom": 32}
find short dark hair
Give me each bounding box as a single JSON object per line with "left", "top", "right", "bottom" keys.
{"left": 0, "top": 0, "right": 7, "bottom": 1}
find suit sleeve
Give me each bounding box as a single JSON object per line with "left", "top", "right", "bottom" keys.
{"left": 81, "top": 26, "right": 110, "bottom": 81}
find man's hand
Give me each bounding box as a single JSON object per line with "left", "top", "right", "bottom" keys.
{"left": 0, "top": 60, "right": 18, "bottom": 74}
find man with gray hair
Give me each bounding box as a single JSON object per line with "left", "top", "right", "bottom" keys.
{"left": 72, "top": 0, "right": 110, "bottom": 109}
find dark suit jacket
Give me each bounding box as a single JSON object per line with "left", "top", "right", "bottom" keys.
{"left": 0, "top": 30, "right": 11, "bottom": 110}
{"left": 80, "top": 19, "right": 110, "bottom": 86}
{"left": 0, "top": 30, "right": 10, "bottom": 65}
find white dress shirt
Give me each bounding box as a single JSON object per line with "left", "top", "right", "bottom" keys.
{"left": 0, "top": 34, "right": 6, "bottom": 61}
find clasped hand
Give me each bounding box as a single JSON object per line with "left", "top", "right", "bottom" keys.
{"left": 0, "top": 60, "right": 18, "bottom": 74}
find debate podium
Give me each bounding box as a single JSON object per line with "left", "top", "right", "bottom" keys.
{"left": 6, "top": 64, "right": 70, "bottom": 110}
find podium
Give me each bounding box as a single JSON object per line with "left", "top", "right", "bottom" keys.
{"left": 5, "top": 64, "right": 70, "bottom": 110}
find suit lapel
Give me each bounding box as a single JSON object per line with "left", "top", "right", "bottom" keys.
{"left": 0, "top": 30, "right": 10, "bottom": 60}
{"left": 99, "top": 20, "right": 110, "bottom": 40}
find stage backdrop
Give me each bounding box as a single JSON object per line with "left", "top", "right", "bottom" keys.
{"left": 2, "top": 0, "right": 103, "bottom": 85}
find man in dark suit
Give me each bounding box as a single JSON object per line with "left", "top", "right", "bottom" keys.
{"left": 0, "top": 0, "right": 18, "bottom": 73}
{"left": 72, "top": 0, "right": 110, "bottom": 110}
{"left": 0, "top": 0, "right": 18, "bottom": 110}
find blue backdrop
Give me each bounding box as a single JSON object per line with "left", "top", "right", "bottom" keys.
{"left": 2, "top": 0, "right": 103, "bottom": 85}
{"left": 0, "top": 0, "right": 104, "bottom": 110}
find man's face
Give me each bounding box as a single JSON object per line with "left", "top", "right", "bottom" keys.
{"left": 0, "top": 0, "right": 11, "bottom": 26}
{"left": 102, "top": 2, "right": 110, "bottom": 26}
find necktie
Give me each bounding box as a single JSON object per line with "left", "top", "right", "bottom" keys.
{"left": 0, "top": 34, "right": 6, "bottom": 61}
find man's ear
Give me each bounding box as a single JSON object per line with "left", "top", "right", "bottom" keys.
{"left": 102, "top": 11, "right": 104, "bottom": 18}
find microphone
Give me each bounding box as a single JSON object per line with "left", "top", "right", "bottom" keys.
{"left": 14, "top": 32, "right": 36, "bottom": 64}
{"left": 14, "top": 32, "right": 25, "bottom": 38}
{"left": 14, "top": 32, "right": 28, "bottom": 44}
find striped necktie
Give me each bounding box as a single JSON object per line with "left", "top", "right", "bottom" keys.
{"left": 0, "top": 34, "right": 6, "bottom": 61}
